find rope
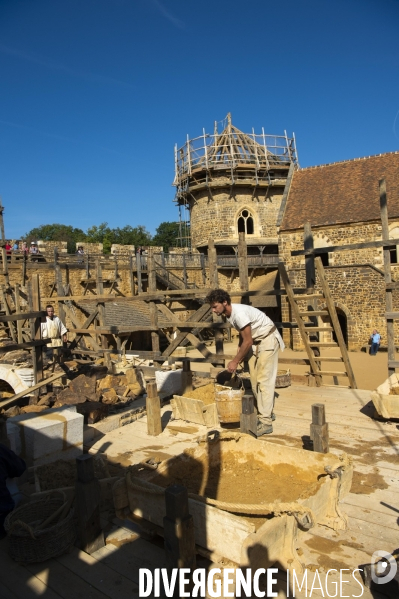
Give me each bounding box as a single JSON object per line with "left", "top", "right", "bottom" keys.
{"left": 8, "top": 519, "right": 37, "bottom": 539}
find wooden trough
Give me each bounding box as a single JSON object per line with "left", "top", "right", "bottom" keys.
{"left": 371, "top": 373, "right": 399, "bottom": 419}
{"left": 113, "top": 433, "right": 352, "bottom": 570}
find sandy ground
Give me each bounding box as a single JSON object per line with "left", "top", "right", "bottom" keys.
{"left": 187, "top": 342, "right": 392, "bottom": 391}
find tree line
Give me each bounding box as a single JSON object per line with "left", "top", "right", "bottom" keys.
{"left": 22, "top": 221, "right": 185, "bottom": 254}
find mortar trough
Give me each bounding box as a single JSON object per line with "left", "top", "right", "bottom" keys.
{"left": 113, "top": 433, "right": 352, "bottom": 570}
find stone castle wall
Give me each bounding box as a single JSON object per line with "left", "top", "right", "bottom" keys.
{"left": 190, "top": 186, "right": 285, "bottom": 247}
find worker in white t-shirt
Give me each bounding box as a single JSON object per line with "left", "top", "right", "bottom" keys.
{"left": 206, "top": 289, "right": 284, "bottom": 436}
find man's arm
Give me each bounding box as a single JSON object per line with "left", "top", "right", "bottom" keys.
{"left": 227, "top": 324, "right": 253, "bottom": 373}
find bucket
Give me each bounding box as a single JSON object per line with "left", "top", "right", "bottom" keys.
{"left": 215, "top": 384, "right": 244, "bottom": 423}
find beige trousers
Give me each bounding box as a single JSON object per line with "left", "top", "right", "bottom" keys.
{"left": 248, "top": 337, "right": 280, "bottom": 426}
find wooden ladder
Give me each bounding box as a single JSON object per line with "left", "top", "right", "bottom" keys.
{"left": 278, "top": 259, "right": 357, "bottom": 388}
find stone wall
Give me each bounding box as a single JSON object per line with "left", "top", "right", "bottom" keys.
{"left": 111, "top": 244, "right": 134, "bottom": 255}
{"left": 189, "top": 186, "right": 284, "bottom": 248}
{"left": 76, "top": 242, "right": 103, "bottom": 254}
{"left": 37, "top": 240, "right": 68, "bottom": 255}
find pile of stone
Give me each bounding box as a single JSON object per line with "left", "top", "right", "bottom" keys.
{"left": 1, "top": 361, "right": 145, "bottom": 424}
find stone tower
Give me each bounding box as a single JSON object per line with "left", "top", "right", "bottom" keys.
{"left": 173, "top": 114, "right": 298, "bottom": 254}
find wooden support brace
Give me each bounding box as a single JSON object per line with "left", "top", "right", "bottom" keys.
{"left": 146, "top": 381, "right": 162, "bottom": 436}
{"left": 75, "top": 454, "right": 105, "bottom": 554}
{"left": 310, "top": 403, "right": 329, "bottom": 453}
{"left": 163, "top": 484, "right": 196, "bottom": 574}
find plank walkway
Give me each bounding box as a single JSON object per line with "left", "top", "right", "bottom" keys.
{"left": 1, "top": 385, "right": 398, "bottom": 598}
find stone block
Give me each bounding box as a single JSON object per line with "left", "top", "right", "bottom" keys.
{"left": 155, "top": 369, "right": 183, "bottom": 396}
{"left": 7, "top": 405, "right": 83, "bottom": 467}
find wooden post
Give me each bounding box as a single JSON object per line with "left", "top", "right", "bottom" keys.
{"left": 380, "top": 179, "right": 395, "bottom": 378}
{"left": 14, "top": 284, "right": 23, "bottom": 344}
{"left": 0, "top": 200, "right": 10, "bottom": 286}
{"left": 208, "top": 238, "right": 218, "bottom": 288}
{"left": 181, "top": 361, "right": 193, "bottom": 395}
{"left": 238, "top": 232, "right": 249, "bottom": 300}
{"left": 75, "top": 454, "right": 105, "bottom": 554}
{"left": 129, "top": 253, "right": 136, "bottom": 296}
{"left": 163, "top": 484, "right": 196, "bottom": 574}
{"left": 147, "top": 250, "right": 156, "bottom": 292}
{"left": 200, "top": 253, "right": 206, "bottom": 286}
{"left": 182, "top": 253, "right": 188, "bottom": 288}
{"left": 22, "top": 251, "right": 27, "bottom": 286}
{"left": 55, "top": 265, "right": 66, "bottom": 325}
{"left": 240, "top": 394, "right": 257, "bottom": 435}
{"left": 136, "top": 252, "right": 142, "bottom": 293}
{"left": 149, "top": 301, "right": 160, "bottom": 353}
{"left": 310, "top": 403, "right": 329, "bottom": 453}
{"left": 304, "top": 222, "right": 316, "bottom": 291}
{"left": 96, "top": 260, "right": 111, "bottom": 370}
{"left": 146, "top": 381, "right": 162, "bottom": 436}
{"left": 31, "top": 274, "right": 43, "bottom": 393}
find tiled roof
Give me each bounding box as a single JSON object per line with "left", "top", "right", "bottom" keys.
{"left": 280, "top": 152, "right": 399, "bottom": 231}
{"left": 77, "top": 300, "right": 172, "bottom": 328}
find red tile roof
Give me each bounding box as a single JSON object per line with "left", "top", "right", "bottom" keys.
{"left": 280, "top": 151, "right": 399, "bottom": 231}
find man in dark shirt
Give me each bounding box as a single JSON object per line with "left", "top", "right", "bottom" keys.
{"left": 0, "top": 443, "right": 26, "bottom": 536}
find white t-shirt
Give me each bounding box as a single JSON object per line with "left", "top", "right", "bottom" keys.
{"left": 41, "top": 316, "right": 67, "bottom": 339}
{"left": 227, "top": 304, "right": 285, "bottom": 351}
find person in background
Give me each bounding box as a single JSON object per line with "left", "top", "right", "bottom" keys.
{"left": 370, "top": 329, "right": 381, "bottom": 355}
{"left": 0, "top": 442, "right": 26, "bottom": 538}
{"left": 12, "top": 241, "right": 19, "bottom": 252}
{"left": 41, "top": 304, "right": 68, "bottom": 366}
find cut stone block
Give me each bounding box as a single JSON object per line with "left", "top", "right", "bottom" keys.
{"left": 6, "top": 405, "right": 83, "bottom": 467}
{"left": 155, "top": 369, "right": 183, "bottom": 396}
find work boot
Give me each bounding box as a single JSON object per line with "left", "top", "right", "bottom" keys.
{"left": 257, "top": 421, "right": 273, "bottom": 436}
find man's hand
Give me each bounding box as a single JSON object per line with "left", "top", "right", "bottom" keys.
{"left": 63, "top": 335, "right": 67, "bottom": 343}
{"left": 227, "top": 359, "right": 239, "bottom": 373}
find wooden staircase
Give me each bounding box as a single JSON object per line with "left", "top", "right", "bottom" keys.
{"left": 278, "top": 258, "right": 357, "bottom": 388}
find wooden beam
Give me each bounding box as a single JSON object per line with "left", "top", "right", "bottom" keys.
{"left": 75, "top": 454, "right": 105, "bottom": 554}
{"left": 0, "top": 339, "right": 50, "bottom": 354}
{"left": 292, "top": 237, "right": 399, "bottom": 256}
{"left": 31, "top": 274, "right": 43, "bottom": 391}
{"left": 0, "top": 311, "right": 45, "bottom": 322}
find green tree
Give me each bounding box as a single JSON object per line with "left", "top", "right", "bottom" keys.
{"left": 113, "top": 225, "right": 152, "bottom": 247}
{"left": 152, "top": 221, "right": 182, "bottom": 250}
{"left": 85, "top": 222, "right": 113, "bottom": 253}
{"left": 24, "top": 223, "right": 86, "bottom": 254}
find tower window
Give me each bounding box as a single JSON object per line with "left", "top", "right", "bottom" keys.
{"left": 237, "top": 209, "right": 254, "bottom": 235}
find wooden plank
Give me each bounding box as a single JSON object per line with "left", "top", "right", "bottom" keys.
{"left": 31, "top": 274, "right": 43, "bottom": 390}
{"left": 0, "top": 371, "right": 64, "bottom": 409}
{"left": 386, "top": 312, "right": 399, "bottom": 319}
{"left": 26, "top": 559, "right": 109, "bottom": 599}
{"left": 292, "top": 236, "right": 399, "bottom": 256}
{"left": 0, "top": 539, "right": 62, "bottom": 599}
{"left": 0, "top": 339, "right": 50, "bottom": 353}
{"left": 0, "top": 310, "right": 44, "bottom": 322}
{"left": 146, "top": 382, "right": 162, "bottom": 436}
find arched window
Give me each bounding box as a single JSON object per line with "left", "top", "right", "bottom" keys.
{"left": 237, "top": 209, "right": 254, "bottom": 235}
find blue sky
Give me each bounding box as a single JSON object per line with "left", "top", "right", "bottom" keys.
{"left": 1, "top": 0, "right": 399, "bottom": 239}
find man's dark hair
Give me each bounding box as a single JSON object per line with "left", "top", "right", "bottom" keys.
{"left": 46, "top": 304, "right": 54, "bottom": 310}
{"left": 205, "top": 289, "right": 231, "bottom": 305}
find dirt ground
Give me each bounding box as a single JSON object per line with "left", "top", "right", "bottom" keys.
{"left": 187, "top": 342, "right": 392, "bottom": 391}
